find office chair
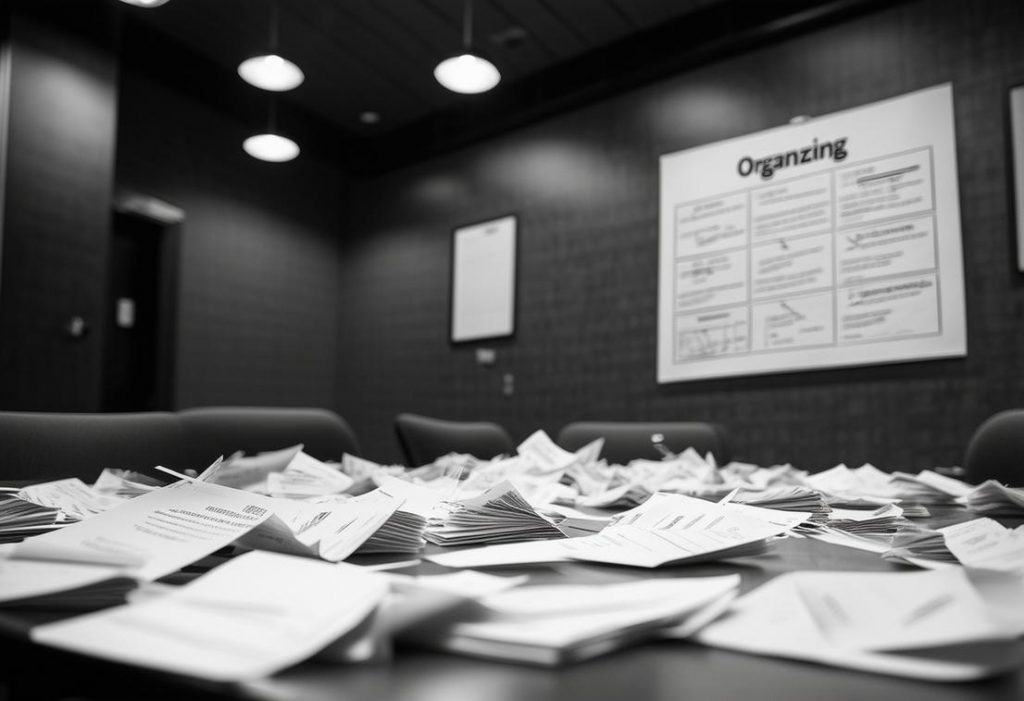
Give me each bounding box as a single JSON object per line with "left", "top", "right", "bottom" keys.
{"left": 394, "top": 413, "right": 515, "bottom": 466}
{"left": 963, "top": 409, "right": 1024, "bottom": 486}
{"left": 0, "top": 410, "right": 191, "bottom": 482}
{"left": 178, "top": 406, "right": 362, "bottom": 466}
{"left": 556, "top": 421, "right": 731, "bottom": 466}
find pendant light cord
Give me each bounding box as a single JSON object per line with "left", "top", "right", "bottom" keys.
{"left": 462, "top": 0, "right": 473, "bottom": 52}
{"left": 269, "top": 0, "right": 279, "bottom": 53}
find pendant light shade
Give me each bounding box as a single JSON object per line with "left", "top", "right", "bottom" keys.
{"left": 119, "top": 0, "right": 170, "bottom": 7}
{"left": 238, "top": 54, "right": 304, "bottom": 92}
{"left": 434, "top": 53, "right": 500, "bottom": 94}
{"left": 243, "top": 133, "right": 300, "bottom": 162}
{"left": 435, "top": 0, "right": 500, "bottom": 94}
{"left": 239, "top": 0, "right": 304, "bottom": 92}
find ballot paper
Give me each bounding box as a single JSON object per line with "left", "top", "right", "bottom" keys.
{"left": 238, "top": 487, "right": 403, "bottom": 562}
{"left": 516, "top": 430, "right": 578, "bottom": 472}
{"left": 349, "top": 488, "right": 427, "bottom": 554}
{"left": 18, "top": 478, "right": 125, "bottom": 521}
{"left": 792, "top": 569, "right": 1014, "bottom": 651}
{"left": 796, "top": 504, "right": 907, "bottom": 553}
{"left": 963, "top": 480, "right": 1024, "bottom": 516}
{"left": 372, "top": 475, "right": 447, "bottom": 517}
{"left": 265, "top": 450, "right": 354, "bottom": 498}
{"left": 404, "top": 574, "right": 740, "bottom": 666}
{"left": 560, "top": 493, "right": 807, "bottom": 568}
{"left": 914, "top": 469, "right": 974, "bottom": 498}
{"left": 0, "top": 558, "right": 133, "bottom": 608}
{"left": 199, "top": 444, "right": 303, "bottom": 492}
{"left": 425, "top": 481, "right": 565, "bottom": 547}
{"left": 0, "top": 495, "right": 66, "bottom": 544}
{"left": 941, "top": 518, "right": 1024, "bottom": 572}
{"left": 92, "top": 469, "right": 165, "bottom": 498}
{"left": 693, "top": 571, "right": 1024, "bottom": 681}
{"left": 31, "top": 551, "right": 388, "bottom": 682}
{"left": 12, "top": 479, "right": 273, "bottom": 581}
{"left": 424, "top": 539, "right": 570, "bottom": 568}
{"left": 883, "top": 526, "right": 959, "bottom": 569}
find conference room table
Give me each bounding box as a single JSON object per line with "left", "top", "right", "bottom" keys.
{"left": 2, "top": 508, "right": 1023, "bottom": 701}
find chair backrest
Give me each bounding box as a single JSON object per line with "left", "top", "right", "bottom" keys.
{"left": 0, "top": 410, "right": 190, "bottom": 482}
{"left": 394, "top": 413, "right": 515, "bottom": 466}
{"left": 963, "top": 409, "right": 1024, "bottom": 486}
{"left": 557, "top": 421, "right": 730, "bottom": 466}
{"left": 178, "top": 406, "right": 361, "bottom": 467}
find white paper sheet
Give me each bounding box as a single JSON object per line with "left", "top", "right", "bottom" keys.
{"left": 695, "top": 571, "right": 1024, "bottom": 681}
{"left": 561, "top": 492, "right": 806, "bottom": 568}
{"left": 31, "top": 551, "right": 387, "bottom": 681}
{"left": 13, "top": 480, "right": 273, "bottom": 580}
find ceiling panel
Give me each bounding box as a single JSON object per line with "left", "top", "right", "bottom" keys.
{"left": 15, "top": 0, "right": 892, "bottom": 171}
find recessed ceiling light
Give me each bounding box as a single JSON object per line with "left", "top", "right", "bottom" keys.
{"left": 243, "top": 133, "right": 300, "bottom": 162}
{"left": 360, "top": 111, "right": 381, "bottom": 125}
{"left": 434, "top": 53, "right": 500, "bottom": 94}
{"left": 238, "top": 54, "right": 305, "bottom": 92}
{"left": 119, "top": 0, "right": 171, "bottom": 6}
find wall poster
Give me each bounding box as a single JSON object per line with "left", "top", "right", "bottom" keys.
{"left": 450, "top": 214, "right": 517, "bottom": 343}
{"left": 1010, "top": 84, "right": 1024, "bottom": 273}
{"left": 657, "top": 84, "right": 965, "bottom": 383}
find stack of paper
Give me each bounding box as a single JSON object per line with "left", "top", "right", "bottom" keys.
{"left": 238, "top": 488, "right": 402, "bottom": 562}
{"left": 92, "top": 469, "right": 165, "bottom": 498}
{"left": 941, "top": 518, "right": 1024, "bottom": 572}
{"left": 425, "top": 481, "right": 565, "bottom": 547}
{"left": 0, "top": 494, "right": 66, "bottom": 543}
{"left": 560, "top": 493, "right": 808, "bottom": 568}
{"left": 18, "top": 478, "right": 126, "bottom": 521}
{"left": 12, "top": 479, "right": 275, "bottom": 580}
{"left": 883, "top": 526, "right": 958, "bottom": 567}
{"left": 963, "top": 481, "right": 1024, "bottom": 516}
{"left": 824, "top": 503, "right": 906, "bottom": 536}
{"left": 795, "top": 504, "right": 907, "bottom": 553}
{"left": 265, "top": 451, "right": 355, "bottom": 498}
{"left": 888, "top": 471, "right": 959, "bottom": 505}
{"left": 0, "top": 559, "right": 136, "bottom": 610}
{"left": 403, "top": 574, "right": 740, "bottom": 666}
{"left": 693, "top": 569, "right": 1024, "bottom": 681}
{"left": 356, "top": 509, "right": 427, "bottom": 554}
{"left": 30, "top": 551, "right": 388, "bottom": 681}
{"left": 714, "top": 486, "right": 828, "bottom": 514}
{"left": 348, "top": 488, "right": 427, "bottom": 555}
{"left": 201, "top": 445, "right": 302, "bottom": 492}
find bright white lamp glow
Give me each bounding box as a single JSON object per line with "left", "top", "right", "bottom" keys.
{"left": 434, "top": 53, "right": 500, "bottom": 94}
{"left": 119, "top": 0, "right": 171, "bottom": 6}
{"left": 238, "top": 54, "right": 305, "bottom": 92}
{"left": 243, "top": 133, "right": 300, "bottom": 162}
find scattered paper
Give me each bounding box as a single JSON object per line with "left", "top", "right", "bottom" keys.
{"left": 31, "top": 551, "right": 387, "bottom": 681}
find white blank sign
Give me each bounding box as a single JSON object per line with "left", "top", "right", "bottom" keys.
{"left": 451, "top": 215, "right": 516, "bottom": 343}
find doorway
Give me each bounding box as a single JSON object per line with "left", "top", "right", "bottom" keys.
{"left": 101, "top": 209, "right": 177, "bottom": 411}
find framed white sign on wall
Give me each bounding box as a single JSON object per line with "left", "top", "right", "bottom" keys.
{"left": 1010, "top": 84, "right": 1024, "bottom": 273}
{"left": 657, "top": 83, "right": 966, "bottom": 383}
{"left": 450, "top": 215, "right": 517, "bottom": 343}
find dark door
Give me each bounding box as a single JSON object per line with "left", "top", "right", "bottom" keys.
{"left": 101, "top": 212, "right": 163, "bottom": 411}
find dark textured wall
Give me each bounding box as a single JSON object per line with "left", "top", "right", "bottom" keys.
{"left": 116, "top": 70, "right": 345, "bottom": 409}
{"left": 0, "top": 16, "right": 116, "bottom": 410}
{"left": 338, "top": 0, "right": 1024, "bottom": 469}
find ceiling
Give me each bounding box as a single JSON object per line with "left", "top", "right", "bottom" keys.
{"left": 19, "top": 0, "right": 891, "bottom": 172}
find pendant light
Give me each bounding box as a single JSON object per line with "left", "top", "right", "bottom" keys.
{"left": 119, "top": 0, "right": 171, "bottom": 7}
{"left": 238, "top": 0, "right": 304, "bottom": 92}
{"left": 434, "top": 0, "right": 500, "bottom": 94}
{"left": 243, "top": 99, "right": 300, "bottom": 162}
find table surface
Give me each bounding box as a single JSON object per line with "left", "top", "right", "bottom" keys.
{"left": 2, "top": 509, "right": 1023, "bottom": 701}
